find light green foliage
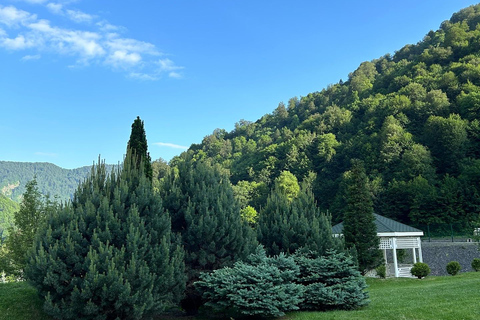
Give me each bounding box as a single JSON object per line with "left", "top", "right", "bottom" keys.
{"left": 240, "top": 205, "right": 258, "bottom": 225}
{"left": 446, "top": 261, "right": 461, "bottom": 276}
{"left": 410, "top": 262, "right": 431, "bottom": 279}
{"left": 275, "top": 170, "right": 300, "bottom": 202}
{"left": 195, "top": 247, "right": 304, "bottom": 318}
{"left": 1, "top": 178, "right": 56, "bottom": 278}
{"left": 25, "top": 155, "right": 185, "bottom": 320}
{"left": 471, "top": 258, "right": 480, "bottom": 271}
{"left": 0, "top": 194, "right": 19, "bottom": 239}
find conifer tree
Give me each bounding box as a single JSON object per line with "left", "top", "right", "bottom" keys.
{"left": 127, "top": 116, "right": 153, "bottom": 181}
{"left": 26, "top": 154, "right": 185, "bottom": 320}
{"left": 257, "top": 179, "right": 341, "bottom": 256}
{"left": 159, "top": 154, "right": 257, "bottom": 313}
{"left": 342, "top": 159, "right": 382, "bottom": 274}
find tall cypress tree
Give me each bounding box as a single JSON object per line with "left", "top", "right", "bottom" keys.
{"left": 26, "top": 154, "right": 185, "bottom": 320}
{"left": 342, "top": 159, "right": 382, "bottom": 274}
{"left": 159, "top": 154, "right": 257, "bottom": 313}
{"left": 127, "top": 116, "right": 153, "bottom": 181}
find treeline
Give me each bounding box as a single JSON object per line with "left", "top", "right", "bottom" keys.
{"left": 1, "top": 117, "right": 369, "bottom": 319}
{"left": 0, "top": 161, "right": 117, "bottom": 202}
{"left": 179, "top": 4, "right": 480, "bottom": 230}
{"left": 0, "top": 195, "right": 19, "bottom": 239}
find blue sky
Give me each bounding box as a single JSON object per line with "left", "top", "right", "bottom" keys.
{"left": 1, "top": 0, "right": 479, "bottom": 169}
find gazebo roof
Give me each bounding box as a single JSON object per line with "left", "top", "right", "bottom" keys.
{"left": 332, "top": 214, "right": 423, "bottom": 236}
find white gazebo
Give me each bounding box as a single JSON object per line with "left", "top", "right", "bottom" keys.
{"left": 332, "top": 214, "right": 424, "bottom": 278}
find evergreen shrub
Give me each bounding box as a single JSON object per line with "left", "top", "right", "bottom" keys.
{"left": 410, "top": 262, "right": 431, "bottom": 279}
{"left": 196, "top": 247, "right": 369, "bottom": 318}
{"left": 195, "top": 247, "right": 303, "bottom": 318}
{"left": 472, "top": 258, "right": 480, "bottom": 271}
{"left": 376, "top": 264, "right": 387, "bottom": 278}
{"left": 293, "top": 250, "right": 369, "bottom": 311}
{"left": 446, "top": 261, "right": 461, "bottom": 276}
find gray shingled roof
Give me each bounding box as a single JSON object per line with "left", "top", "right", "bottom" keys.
{"left": 331, "top": 213, "right": 423, "bottom": 234}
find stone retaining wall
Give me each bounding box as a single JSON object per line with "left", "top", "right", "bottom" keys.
{"left": 421, "top": 241, "right": 480, "bottom": 276}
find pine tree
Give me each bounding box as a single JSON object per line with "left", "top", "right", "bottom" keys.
{"left": 159, "top": 154, "right": 257, "bottom": 313}
{"left": 25, "top": 154, "right": 185, "bottom": 320}
{"left": 257, "top": 180, "right": 341, "bottom": 256}
{"left": 127, "top": 116, "right": 153, "bottom": 181}
{"left": 342, "top": 159, "right": 382, "bottom": 274}
{"left": 1, "top": 178, "right": 57, "bottom": 277}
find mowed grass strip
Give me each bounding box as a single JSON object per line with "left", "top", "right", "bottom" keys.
{"left": 2, "top": 272, "right": 480, "bottom": 320}
{"left": 0, "top": 282, "right": 51, "bottom": 320}
{"left": 288, "top": 272, "right": 480, "bottom": 320}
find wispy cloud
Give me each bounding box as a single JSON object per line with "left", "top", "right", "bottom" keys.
{"left": 0, "top": 3, "right": 184, "bottom": 80}
{"left": 21, "top": 53, "right": 40, "bottom": 60}
{"left": 154, "top": 142, "right": 189, "bottom": 150}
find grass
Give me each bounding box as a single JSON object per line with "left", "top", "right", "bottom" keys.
{"left": 1, "top": 272, "right": 479, "bottom": 320}
{"left": 0, "top": 281, "right": 51, "bottom": 320}
{"left": 287, "top": 272, "right": 480, "bottom": 320}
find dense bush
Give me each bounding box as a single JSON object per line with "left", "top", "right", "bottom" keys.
{"left": 293, "top": 250, "right": 369, "bottom": 311}
{"left": 376, "top": 264, "right": 387, "bottom": 278}
{"left": 472, "top": 258, "right": 480, "bottom": 272}
{"left": 195, "top": 247, "right": 303, "bottom": 318}
{"left": 446, "top": 261, "right": 461, "bottom": 276}
{"left": 410, "top": 262, "right": 431, "bottom": 279}
{"left": 196, "top": 247, "right": 369, "bottom": 318}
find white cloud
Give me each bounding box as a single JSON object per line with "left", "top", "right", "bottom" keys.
{"left": 66, "top": 9, "right": 93, "bottom": 23}
{"left": 46, "top": 3, "right": 63, "bottom": 14}
{"left": 154, "top": 142, "right": 189, "bottom": 150}
{"left": 21, "top": 54, "right": 41, "bottom": 60}
{"left": 0, "top": 5, "right": 36, "bottom": 27}
{"left": 1, "top": 34, "right": 37, "bottom": 49}
{"left": 0, "top": 3, "right": 184, "bottom": 80}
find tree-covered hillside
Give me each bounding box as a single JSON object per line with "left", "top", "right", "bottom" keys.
{"left": 0, "top": 194, "right": 19, "bottom": 239}
{"left": 0, "top": 161, "right": 116, "bottom": 202}
{"left": 173, "top": 5, "right": 480, "bottom": 230}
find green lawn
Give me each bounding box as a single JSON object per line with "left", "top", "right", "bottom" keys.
{"left": 288, "top": 272, "right": 480, "bottom": 320}
{"left": 1, "top": 272, "right": 479, "bottom": 320}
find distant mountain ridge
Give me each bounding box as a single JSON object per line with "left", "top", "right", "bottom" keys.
{"left": 0, "top": 161, "right": 117, "bottom": 202}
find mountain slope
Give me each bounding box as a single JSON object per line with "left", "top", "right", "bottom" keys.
{"left": 175, "top": 4, "right": 480, "bottom": 229}
{"left": 0, "top": 161, "right": 116, "bottom": 202}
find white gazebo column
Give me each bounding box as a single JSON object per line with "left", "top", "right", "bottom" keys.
{"left": 392, "top": 238, "right": 399, "bottom": 277}
{"left": 412, "top": 247, "right": 417, "bottom": 264}
{"left": 417, "top": 237, "right": 423, "bottom": 263}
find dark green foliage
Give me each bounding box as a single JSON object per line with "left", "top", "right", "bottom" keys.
{"left": 25, "top": 155, "right": 185, "bottom": 320}
{"left": 293, "top": 250, "right": 369, "bottom": 311}
{"left": 257, "top": 179, "right": 341, "bottom": 256}
{"left": 471, "top": 258, "right": 480, "bottom": 271}
{"left": 410, "top": 262, "right": 431, "bottom": 279}
{"left": 376, "top": 264, "right": 387, "bottom": 278}
{"left": 159, "top": 154, "right": 257, "bottom": 313}
{"left": 342, "top": 160, "right": 382, "bottom": 274}
{"left": 195, "top": 247, "right": 304, "bottom": 318}
{"left": 0, "top": 178, "right": 56, "bottom": 277}
{"left": 446, "top": 261, "right": 461, "bottom": 276}
{"left": 127, "top": 116, "right": 153, "bottom": 181}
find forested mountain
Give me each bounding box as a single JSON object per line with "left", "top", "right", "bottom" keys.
{"left": 171, "top": 5, "right": 480, "bottom": 230}
{"left": 0, "top": 161, "right": 116, "bottom": 202}
{"left": 0, "top": 194, "right": 19, "bottom": 239}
